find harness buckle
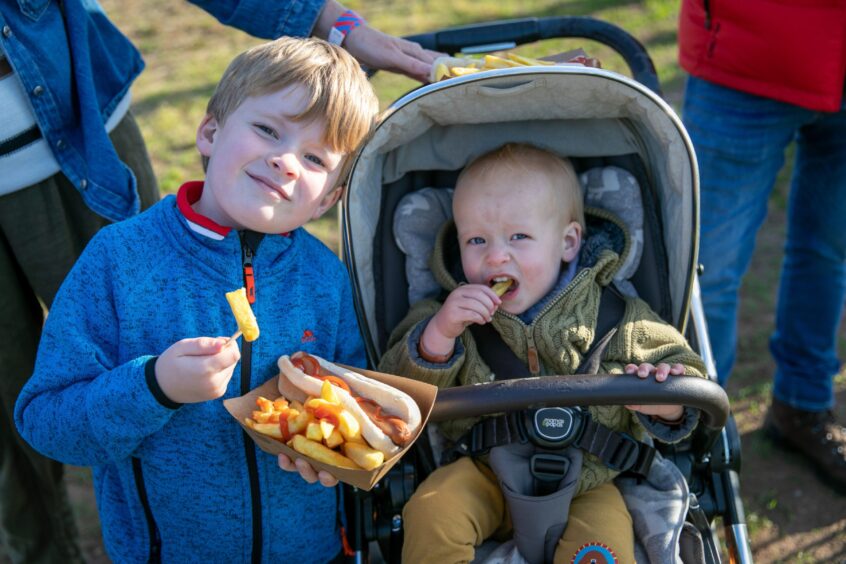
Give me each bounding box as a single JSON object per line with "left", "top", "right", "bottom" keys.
{"left": 529, "top": 453, "right": 572, "bottom": 482}
{"left": 604, "top": 432, "right": 641, "bottom": 472}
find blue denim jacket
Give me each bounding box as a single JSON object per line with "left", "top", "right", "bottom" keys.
{"left": 0, "top": 0, "right": 325, "bottom": 221}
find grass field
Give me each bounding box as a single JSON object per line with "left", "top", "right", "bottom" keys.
{"left": 40, "top": 0, "right": 846, "bottom": 562}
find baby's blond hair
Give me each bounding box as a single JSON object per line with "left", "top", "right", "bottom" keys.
{"left": 457, "top": 143, "right": 585, "bottom": 229}
{"left": 203, "top": 36, "right": 379, "bottom": 183}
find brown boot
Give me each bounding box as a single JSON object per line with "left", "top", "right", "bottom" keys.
{"left": 764, "top": 398, "right": 846, "bottom": 494}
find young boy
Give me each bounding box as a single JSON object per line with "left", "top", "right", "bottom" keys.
{"left": 14, "top": 37, "right": 378, "bottom": 563}
{"left": 379, "top": 143, "right": 707, "bottom": 563}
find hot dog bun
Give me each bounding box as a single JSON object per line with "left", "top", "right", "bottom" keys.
{"left": 277, "top": 353, "right": 422, "bottom": 457}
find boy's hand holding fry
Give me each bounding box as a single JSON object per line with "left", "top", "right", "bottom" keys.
{"left": 155, "top": 337, "right": 241, "bottom": 403}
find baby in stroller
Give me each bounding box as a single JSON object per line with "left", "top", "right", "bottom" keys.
{"left": 378, "top": 142, "right": 707, "bottom": 563}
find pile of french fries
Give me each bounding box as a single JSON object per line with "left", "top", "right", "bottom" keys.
{"left": 244, "top": 380, "right": 385, "bottom": 471}
{"left": 432, "top": 52, "right": 556, "bottom": 81}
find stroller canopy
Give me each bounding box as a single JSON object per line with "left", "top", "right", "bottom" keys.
{"left": 344, "top": 66, "right": 699, "bottom": 358}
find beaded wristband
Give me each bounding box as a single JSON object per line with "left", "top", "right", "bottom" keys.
{"left": 328, "top": 9, "right": 365, "bottom": 46}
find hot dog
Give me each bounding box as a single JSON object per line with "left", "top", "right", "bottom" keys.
{"left": 277, "top": 352, "right": 422, "bottom": 457}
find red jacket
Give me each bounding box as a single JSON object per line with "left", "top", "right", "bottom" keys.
{"left": 679, "top": 0, "right": 846, "bottom": 112}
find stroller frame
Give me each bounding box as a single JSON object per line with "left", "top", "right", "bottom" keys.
{"left": 340, "top": 16, "right": 752, "bottom": 564}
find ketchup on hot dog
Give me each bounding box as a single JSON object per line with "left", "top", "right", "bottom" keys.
{"left": 292, "top": 353, "right": 412, "bottom": 448}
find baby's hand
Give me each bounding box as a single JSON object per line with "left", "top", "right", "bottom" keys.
{"left": 624, "top": 362, "right": 685, "bottom": 382}
{"left": 430, "top": 284, "right": 501, "bottom": 339}
{"left": 277, "top": 453, "right": 338, "bottom": 487}
{"left": 155, "top": 337, "right": 240, "bottom": 404}
{"left": 419, "top": 285, "right": 501, "bottom": 360}
{"left": 624, "top": 362, "right": 685, "bottom": 422}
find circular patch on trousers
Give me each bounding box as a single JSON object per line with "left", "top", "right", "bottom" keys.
{"left": 571, "top": 542, "right": 617, "bottom": 564}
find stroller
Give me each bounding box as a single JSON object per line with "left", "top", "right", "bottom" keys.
{"left": 339, "top": 16, "right": 752, "bottom": 564}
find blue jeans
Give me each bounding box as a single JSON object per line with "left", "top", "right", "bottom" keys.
{"left": 683, "top": 76, "right": 846, "bottom": 411}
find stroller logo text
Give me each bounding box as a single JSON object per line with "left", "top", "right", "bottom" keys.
{"left": 532, "top": 407, "right": 577, "bottom": 443}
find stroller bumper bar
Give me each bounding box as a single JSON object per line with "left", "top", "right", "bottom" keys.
{"left": 430, "top": 374, "right": 730, "bottom": 430}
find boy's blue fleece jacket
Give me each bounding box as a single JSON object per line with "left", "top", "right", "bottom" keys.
{"left": 15, "top": 190, "right": 366, "bottom": 563}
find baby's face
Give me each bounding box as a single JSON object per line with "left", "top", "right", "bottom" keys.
{"left": 194, "top": 83, "right": 345, "bottom": 233}
{"left": 454, "top": 168, "right": 581, "bottom": 315}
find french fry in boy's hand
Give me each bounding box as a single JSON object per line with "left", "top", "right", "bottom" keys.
{"left": 225, "top": 287, "right": 260, "bottom": 342}
{"left": 343, "top": 442, "right": 385, "bottom": 471}
{"left": 290, "top": 435, "right": 360, "bottom": 469}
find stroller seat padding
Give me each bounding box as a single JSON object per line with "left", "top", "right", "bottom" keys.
{"left": 393, "top": 166, "right": 644, "bottom": 305}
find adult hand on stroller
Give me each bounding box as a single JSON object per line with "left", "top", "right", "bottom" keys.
{"left": 315, "top": 0, "right": 443, "bottom": 83}
{"left": 345, "top": 26, "right": 443, "bottom": 83}
{"left": 277, "top": 453, "right": 339, "bottom": 488}
{"left": 421, "top": 284, "right": 502, "bottom": 359}
{"left": 624, "top": 362, "right": 686, "bottom": 423}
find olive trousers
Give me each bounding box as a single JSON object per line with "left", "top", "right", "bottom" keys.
{"left": 402, "top": 456, "right": 634, "bottom": 564}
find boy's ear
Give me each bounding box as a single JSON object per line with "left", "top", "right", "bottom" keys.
{"left": 196, "top": 115, "right": 218, "bottom": 157}
{"left": 561, "top": 221, "right": 582, "bottom": 263}
{"left": 311, "top": 185, "right": 344, "bottom": 220}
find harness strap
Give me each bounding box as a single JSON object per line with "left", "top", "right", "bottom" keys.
{"left": 452, "top": 410, "right": 656, "bottom": 479}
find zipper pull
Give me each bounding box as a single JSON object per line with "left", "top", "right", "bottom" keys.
{"left": 525, "top": 328, "right": 541, "bottom": 375}
{"left": 527, "top": 347, "right": 541, "bottom": 375}
{"left": 243, "top": 246, "right": 256, "bottom": 304}
{"left": 238, "top": 230, "right": 263, "bottom": 304}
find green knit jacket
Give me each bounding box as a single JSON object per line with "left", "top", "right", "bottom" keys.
{"left": 379, "top": 209, "right": 706, "bottom": 494}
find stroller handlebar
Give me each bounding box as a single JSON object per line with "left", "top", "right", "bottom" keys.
{"left": 404, "top": 16, "right": 661, "bottom": 95}
{"left": 429, "top": 374, "right": 730, "bottom": 430}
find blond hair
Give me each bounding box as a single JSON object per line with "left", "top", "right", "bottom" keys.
{"left": 457, "top": 143, "right": 585, "bottom": 228}
{"left": 203, "top": 36, "right": 379, "bottom": 182}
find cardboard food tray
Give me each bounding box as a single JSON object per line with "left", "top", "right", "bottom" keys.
{"left": 224, "top": 366, "right": 437, "bottom": 491}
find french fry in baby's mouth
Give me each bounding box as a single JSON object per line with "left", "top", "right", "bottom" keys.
{"left": 491, "top": 279, "right": 513, "bottom": 297}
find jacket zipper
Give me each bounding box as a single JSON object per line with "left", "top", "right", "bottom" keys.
{"left": 239, "top": 232, "right": 263, "bottom": 564}
{"left": 497, "top": 268, "right": 591, "bottom": 377}
{"left": 132, "top": 457, "right": 162, "bottom": 563}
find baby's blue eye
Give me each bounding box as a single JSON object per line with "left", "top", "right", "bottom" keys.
{"left": 511, "top": 233, "right": 529, "bottom": 241}
{"left": 468, "top": 237, "right": 485, "bottom": 245}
